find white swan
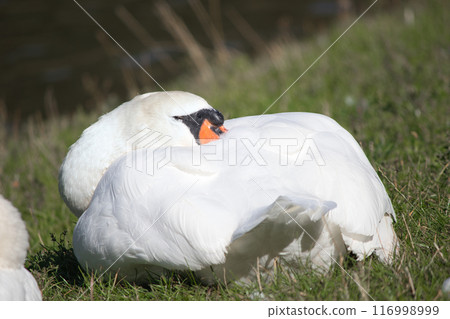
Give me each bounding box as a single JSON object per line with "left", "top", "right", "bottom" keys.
{"left": 0, "top": 195, "right": 42, "bottom": 300}
{"left": 59, "top": 91, "right": 224, "bottom": 217}
{"left": 61, "top": 91, "right": 398, "bottom": 283}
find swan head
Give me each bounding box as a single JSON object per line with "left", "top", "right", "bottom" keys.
{"left": 59, "top": 91, "right": 227, "bottom": 217}
{"left": 132, "top": 91, "right": 227, "bottom": 146}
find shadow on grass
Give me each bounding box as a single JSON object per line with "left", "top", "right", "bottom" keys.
{"left": 26, "top": 231, "right": 205, "bottom": 291}
{"left": 24, "top": 231, "right": 370, "bottom": 301}
{"left": 27, "top": 231, "right": 86, "bottom": 286}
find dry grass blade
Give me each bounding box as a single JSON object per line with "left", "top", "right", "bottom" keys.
{"left": 225, "top": 7, "right": 276, "bottom": 60}
{"left": 256, "top": 257, "right": 263, "bottom": 292}
{"left": 402, "top": 214, "right": 415, "bottom": 250}
{"left": 95, "top": 31, "right": 139, "bottom": 97}
{"left": 115, "top": 5, "right": 178, "bottom": 72}
{"left": 90, "top": 273, "right": 94, "bottom": 301}
{"left": 155, "top": 1, "right": 213, "bottom": 81}
{"left": 354, "top": 273, "right": 369, "bottom": 301}
{"left": 188, "top": 0, "right": 229, "bottom": 63}
{"left": 405, "top": 267, "right": 416, "bottom": 298}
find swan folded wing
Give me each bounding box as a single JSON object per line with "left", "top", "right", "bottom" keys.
{"left": 227, "top": 113, "right": 395, "bottom": 238}
{"left": 76, "top": 150, "right": 235, "bottom": 271}
{"left": 167, "top": 115, "right": 394, "bottom": 241}
{"left": 94, "top": 150, "right": 337, "bottom": 271}
{"left": 231, "top": 195, "right": 336, "bottom": 243}
{"left": 217, "top": 195, "right": 337, "bottom": 272}
{"left": 228, "top": 118, "right": 392, "bottom": 238}
{"left": 137, "top": 194, "right": 336, "bottom": 270}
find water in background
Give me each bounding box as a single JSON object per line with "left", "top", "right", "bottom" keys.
{"left": 0, "top": 0, "right": 397, "bottom": 122}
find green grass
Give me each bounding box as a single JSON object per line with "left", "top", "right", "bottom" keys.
{"left": 0, "top": 0, "right": 448, "bottom": 300}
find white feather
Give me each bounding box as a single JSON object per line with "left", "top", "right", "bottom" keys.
{"left": 0, "top": 195, "right": 42, "bottom": 300}
{"left": 59, "top": 91, "right": 213, "bottom": 217}
{"left": 73, "top": 148, "right": 338, "bottom": 282}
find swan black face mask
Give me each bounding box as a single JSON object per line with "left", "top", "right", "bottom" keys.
{"left": 174, "top": 108, "right": 227, "bottom": 144}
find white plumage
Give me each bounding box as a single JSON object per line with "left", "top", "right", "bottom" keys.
{"left": 61, "top": 91, "right": 399, "bottom": 283}
{"left": 59, "top": 92, "right": 214, "bottom": 217}
{"left": 0, "top": 195, "right": 42, "bottom": 300}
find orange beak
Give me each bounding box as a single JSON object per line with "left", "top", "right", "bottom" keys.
{"left": 198, "top": 119, "right": 227, "bottom": 145}
{"left": 218, "top": 125, "right": 228, "bottom": 133}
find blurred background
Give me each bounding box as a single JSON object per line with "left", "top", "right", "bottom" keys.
{"left": 1, "top": 0, "right": 402, "bottom": 124}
